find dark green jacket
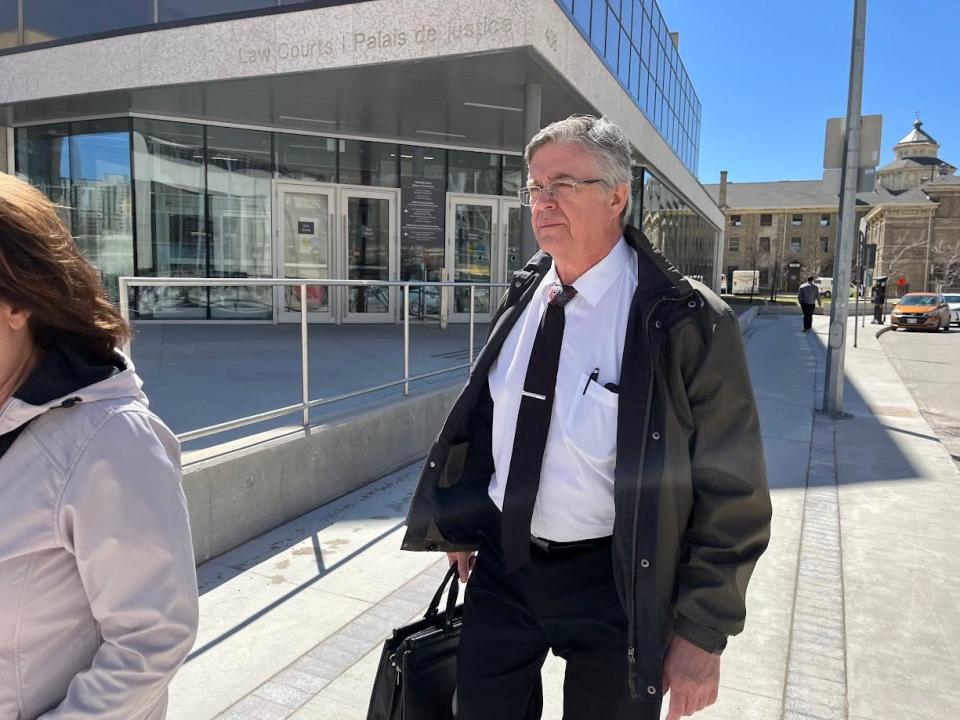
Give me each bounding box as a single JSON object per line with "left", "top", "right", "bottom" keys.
{"left": 401, "top": 225, "right": 771, "bottom": 701}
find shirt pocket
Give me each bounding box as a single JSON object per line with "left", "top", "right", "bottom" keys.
{"left": 564, "top": 372, "right": 619, "bottom": 471}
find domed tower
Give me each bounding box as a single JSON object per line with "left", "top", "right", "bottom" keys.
{"left": 876, "top": 117, "right": 956, "bottom": 192}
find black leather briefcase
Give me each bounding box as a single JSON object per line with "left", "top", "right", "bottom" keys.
{"left": 367, "top": 566, "right": 463, "bottom": 720}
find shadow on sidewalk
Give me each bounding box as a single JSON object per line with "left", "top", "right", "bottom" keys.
{"left": 183, "top": 462, "right": 421, "bottom": 666}
{"left": 747, "top": 316, "right": 925, "bottom": 489}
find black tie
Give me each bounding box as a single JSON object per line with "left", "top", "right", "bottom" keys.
{"left": 500, "top": 281, "right": 577, "bottom": 573}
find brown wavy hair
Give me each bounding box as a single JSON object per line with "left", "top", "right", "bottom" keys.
{"left": 0, "top": 172, "right": 129, "bottom": 363}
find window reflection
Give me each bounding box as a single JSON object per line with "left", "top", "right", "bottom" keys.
{"left": 448, "top": 151, "right": 499, "bottom": 195}
{"left": 0, "top": 0, "right": 17, "bottom": 49}
{"left": 642, "top": 171, "right": 715, "bottom": 285}
{"left": 207, "top": 127, "right": 273, "bottom": 320}
{"left": 339, "top": 140, "right": 398, "bottom": 188}
{"left": 16, "top": 120, "right": 134, "bottom": 304}
{"left": 23, "top": 0, "right": 152, "bottom": 45}
{"left": 559, "top": 0, "right": 701, "bottom": 173}
{"left": 133, "top": 119, "right": 208, "bottom": 319}
{"left": 159, "top": 0, "right": 273, "bottom": 22}
{"left": 276, "top": 134, "right": 337, "bottom": 183}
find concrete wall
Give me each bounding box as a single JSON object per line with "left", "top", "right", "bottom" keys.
{"left": 184, "top": 383, "right": 460, "bottom": 563}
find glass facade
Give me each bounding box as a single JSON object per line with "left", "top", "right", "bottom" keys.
{"left": 554, "top": 0, "right": 701, "bottom": 173}
{"left": 0, "top": 1, "right": 354, "bottom": 48}
{"left": 15, "top": 117, "right": 527, "bottom": 321}
{"left": 159, "top": 0, "right": 274, "bottom": 23}
{"left": 132, "top": 119, "right": 207, "bottom": 319}
{"left": 15, "top": 119, "right": 134, "bottom": 303}
{"left": 339, "top": 140, "right": 398, "bottom": 188}
{"left": 276, "top": 134, "right": 337, "bottom": 183}
{"left": 638, "top": 170, "right": 716, "bottom": 284}
{"left": 0, "top": 0, "right": 17, "bottom": 49}
{"left": 448, "top": 151, "right": 501, "bottom": 196}
{"left": 205, "top": 127, "right": 274, "bottom": 319}
{"left": 23, "top": 0, "right": 152, "bottom": 44}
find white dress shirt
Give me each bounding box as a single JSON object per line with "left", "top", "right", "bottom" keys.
{"left": 487, "top": 237, "right": 638, "bottom": 541}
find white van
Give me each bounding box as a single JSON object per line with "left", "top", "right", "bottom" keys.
{"left": 732, "top": 270, "right": 760, "bottom": 295}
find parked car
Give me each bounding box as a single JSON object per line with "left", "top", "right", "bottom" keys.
{"left": 943, "top": 292, "right": 960, "bottom": 326}
{"left": 889, "top": 293, "right": 952, "bottom": 331}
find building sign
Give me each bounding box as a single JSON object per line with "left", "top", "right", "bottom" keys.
{"left": 298, "top": 221, "right": 315, "bottom": 235}
{"left": 401, "top": 176, "right": 445, "bottom": 265}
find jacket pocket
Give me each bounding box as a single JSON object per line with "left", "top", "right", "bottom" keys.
{"left": 564, "top": 373, "right": 619, "bottom": 472}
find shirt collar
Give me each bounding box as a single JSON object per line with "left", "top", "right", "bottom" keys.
{"left": 541, "top": 236, "right": 632, "bottom": 307}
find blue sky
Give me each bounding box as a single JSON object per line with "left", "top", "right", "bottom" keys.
{"left": 658, "top": 0, "right": 959, "bottom": 185}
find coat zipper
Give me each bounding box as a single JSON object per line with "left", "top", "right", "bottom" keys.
{"left": 626, "top": 291, "right": 696, "bottom": 696}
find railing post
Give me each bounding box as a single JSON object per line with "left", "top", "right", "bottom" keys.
{"left": 301, "top": 283, "right": 309, "bottom": 429}
{"left": 119, "top": 277, "right": 131, "bottom": 357}
{"left": 469, "top": 285, "right": 475, "bottom": 366}
{"left": 403, "top": 284, "right": 410, "bottom": 397}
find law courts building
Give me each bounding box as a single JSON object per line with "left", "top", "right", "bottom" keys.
{"left": 0, "top": 0, "right": 722, "bottom": 324}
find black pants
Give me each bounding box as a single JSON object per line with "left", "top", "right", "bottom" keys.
{"left": 456, "top": 512, "right": 660, "bottom": 720}
{"left": 801, "top": 302, "right": 815, "bottom": 330}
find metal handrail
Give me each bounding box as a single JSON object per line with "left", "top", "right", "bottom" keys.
{"left": 118, "top": 277, "right": 510, "bottom": 443}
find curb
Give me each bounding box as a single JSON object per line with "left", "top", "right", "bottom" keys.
{"left": 738, "top": 306, "right": 759, "bottom": 334}
{"left": 875, "top": 325, "right": 894, "bottom": 338}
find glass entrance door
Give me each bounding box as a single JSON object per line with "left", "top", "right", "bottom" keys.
{"left": 445, "top": 195, "right": 521, "bottom": 324}
{"left": 340, "top": 188, "right": 397, "bottom": 322}
{"left": 276, "top": 182, "right": 336, "bottom": 322}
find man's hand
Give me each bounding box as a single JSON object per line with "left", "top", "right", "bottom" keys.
{"left": 662, "top": 635, "right": 721, "bottom": 719}
{"left": 447, "top": 551, "right": 476, "bottom": 583}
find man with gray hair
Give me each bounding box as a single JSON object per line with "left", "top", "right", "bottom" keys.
{"left": 402, "top": 115, "right": 771, "bottom": 719}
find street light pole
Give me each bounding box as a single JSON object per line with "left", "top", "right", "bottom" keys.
{"left": 823, "top": 0, "right": 867, "bottom": 415}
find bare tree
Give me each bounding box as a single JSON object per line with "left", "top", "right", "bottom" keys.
{"left": 741, "top": 238, "right": 763, "bottom": 304}
{"left": 929, "top": 235, "right": 960, "bottom": 289}
{"left": 800, "top": 238, "right": 832, "bottom": 282}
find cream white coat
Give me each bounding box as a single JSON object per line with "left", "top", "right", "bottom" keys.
{"left": 0, "top": 356, "right": 198, "bottom": 719}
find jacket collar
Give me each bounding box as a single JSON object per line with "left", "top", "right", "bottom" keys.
{"left": 516, "top": 225, "right": 694, "bottom": 309}
{"left": 623, "top": 224, "right": 693, "bottom": 302}
{"left": 0, "top": 348, "right": 142, "bottom": 436}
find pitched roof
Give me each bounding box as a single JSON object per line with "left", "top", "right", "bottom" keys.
{"left": 704, "top": 180, "right": 841, "bottom": 209}
{"left": 897, "top": 119, "right": 938, "bottom": 146}
{"left": 925, "top": 174, "right": 960, "bottom": 186}
{"left": 878, "top": 156, "right": 955, "bottom": 172}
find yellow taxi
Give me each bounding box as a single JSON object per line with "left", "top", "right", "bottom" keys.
{"left": 890, "top": 293, "right": 952, "bottom": 331}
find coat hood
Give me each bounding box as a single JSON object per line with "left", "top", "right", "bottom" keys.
{"left": 0, "top": 347, "right": 145, "bottom": 438}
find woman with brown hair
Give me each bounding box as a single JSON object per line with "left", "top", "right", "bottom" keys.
{"left": 0, "top": 172, "right": 198, "bottom": 719}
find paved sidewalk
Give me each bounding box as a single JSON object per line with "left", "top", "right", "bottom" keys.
{"left": 167, "top": 314, "right": 960, "bottom": 719}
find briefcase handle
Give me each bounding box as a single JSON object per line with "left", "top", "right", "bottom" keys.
{"left": 424, "top": 565, "right": 460, "bottom": 631}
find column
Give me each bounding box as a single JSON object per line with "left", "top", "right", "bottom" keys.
{"left": 520, "top": 83, "right": 542, "bottom": 263}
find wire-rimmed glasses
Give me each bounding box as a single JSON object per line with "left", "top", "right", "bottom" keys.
{"left": 517, "top": 178, "right": 604, "bottom": 206}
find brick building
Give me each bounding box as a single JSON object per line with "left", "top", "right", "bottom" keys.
{"left": 706, "top": 117, "right": 959, "bottom": 295}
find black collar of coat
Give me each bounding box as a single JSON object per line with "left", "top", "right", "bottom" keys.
{"left": 513, "top": 224, "right": 695, "bottom": 315}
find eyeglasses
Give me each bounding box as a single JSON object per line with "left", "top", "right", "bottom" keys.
{"left": 517, "top": 178, "right": 604, "bottom": 206}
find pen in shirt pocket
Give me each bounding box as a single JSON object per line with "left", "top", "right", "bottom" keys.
{"left": 582, "top": 367, "right": 600, "bottom": 395}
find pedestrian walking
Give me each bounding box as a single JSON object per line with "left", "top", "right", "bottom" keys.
{"left": 402, "top": 116, "right": 771, "bottom": 720}
{"left": 0, "top": 172, "right": 199, "bottom": 719}
{"left": 798, "top": 276, "right": 822, "bottom": 332}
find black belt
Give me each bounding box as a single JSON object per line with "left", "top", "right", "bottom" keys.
{"left": 529, "top": 534, "right": 612, "bottom": 554}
